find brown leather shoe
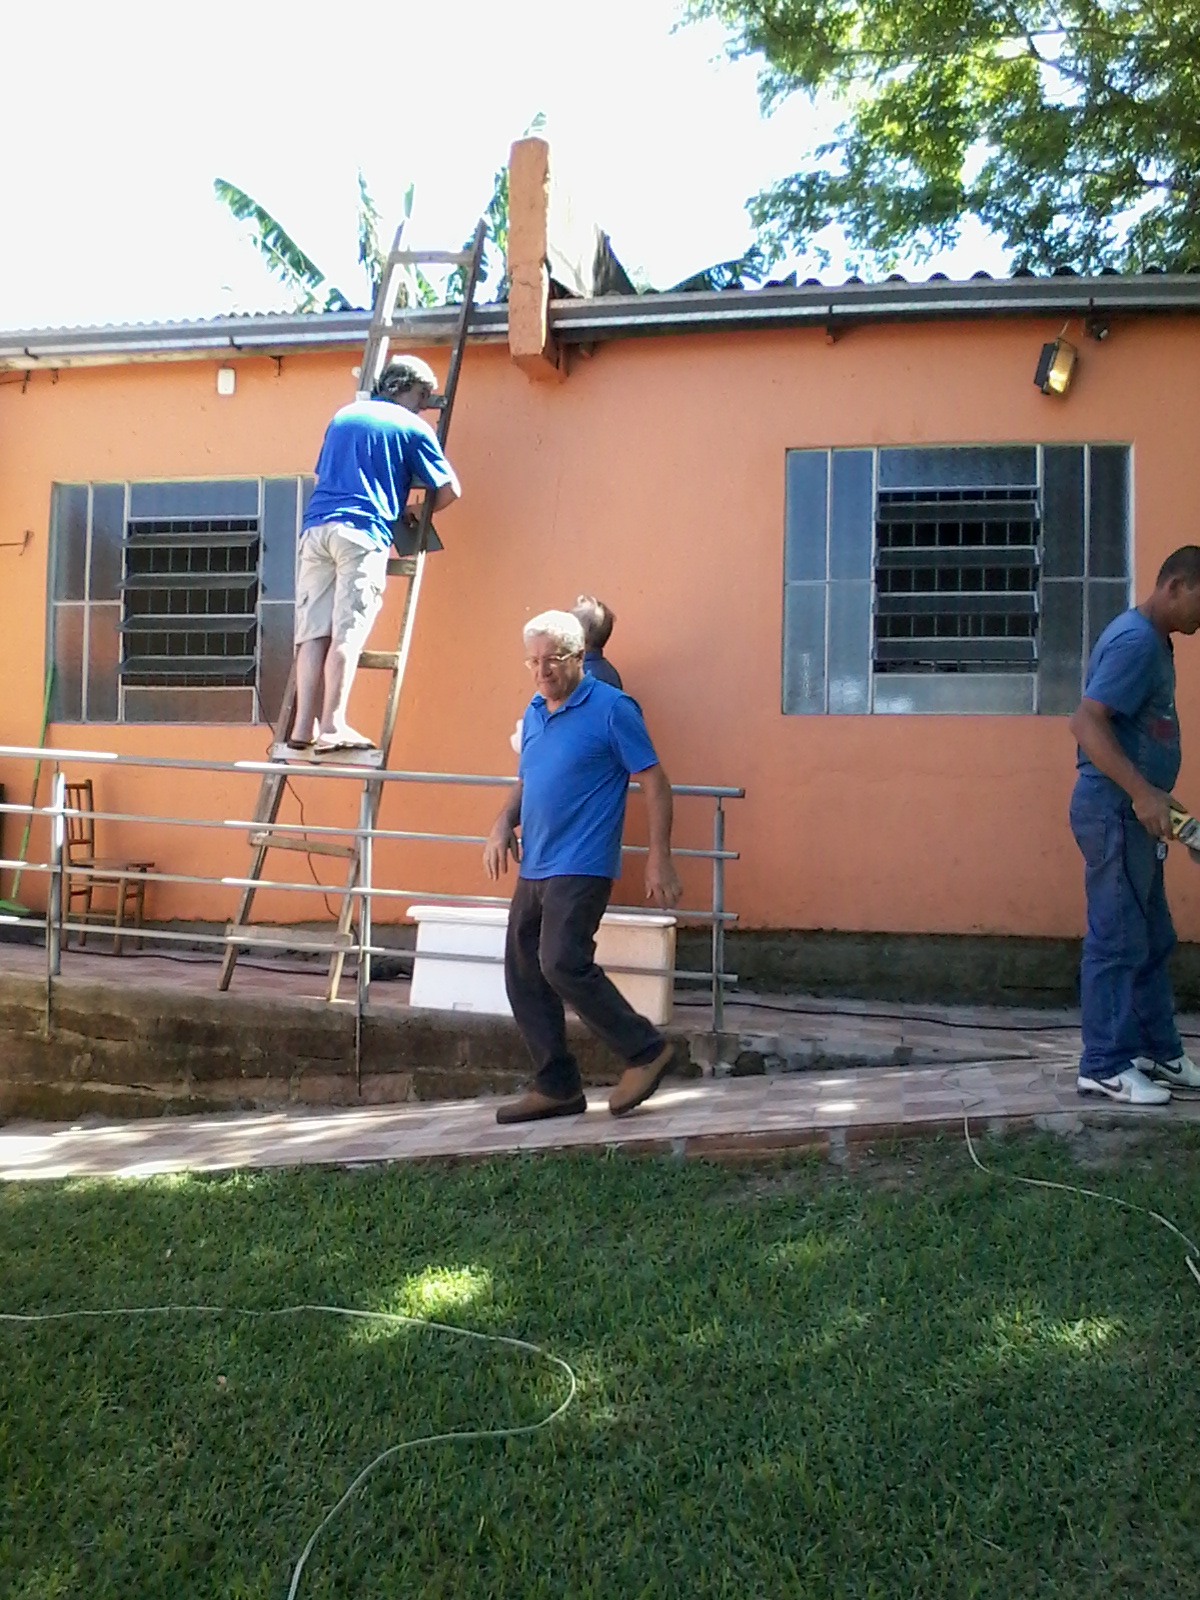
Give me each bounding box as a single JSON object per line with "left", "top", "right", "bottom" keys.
{"left": 608, "top": 1042, "right": 676, "bottom": 1117}
{"left": 495, "top": 1088, "right": 588, "bottom": 1125}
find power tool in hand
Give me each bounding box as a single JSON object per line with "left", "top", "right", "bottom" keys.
{"left": 1168, "top": 800, "right": 1200, "bottom": 856}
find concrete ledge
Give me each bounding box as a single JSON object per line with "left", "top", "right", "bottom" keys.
{"left": 680, "top": 929, "right": 1200, "bottom": 1009}
{"left": 0, "top": 966, "right": 716, "bottom": 1120}
{"left": 678, "top": 930, "right": 1087, "bottom": 1005}
{"left": 678, "top": 929, "right": 1200, "bottom": 1009}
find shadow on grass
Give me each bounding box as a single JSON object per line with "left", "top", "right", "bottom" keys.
{"left": 2, "top": 1134, "right": 1199, "bottom": 1598}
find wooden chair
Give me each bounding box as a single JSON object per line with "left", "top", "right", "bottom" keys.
{"left": 63, "top": 779, "right": 154, "bottom": 955}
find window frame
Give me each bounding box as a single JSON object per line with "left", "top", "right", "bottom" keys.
{"left": 46, "top": 476, "right": 311, "bottom": 726}
{"left": 781, "top": 443, "right": 1133, "bottom": 717}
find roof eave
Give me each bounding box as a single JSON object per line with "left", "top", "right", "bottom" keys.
{"left": 549, "top": 273, "right": 1200, "bottom": 342}
{"left": 0, "top": 305, "right": 509, "bottom": 371}
{"left": 4, "top": 274, "right": 1200, "bottom": 370}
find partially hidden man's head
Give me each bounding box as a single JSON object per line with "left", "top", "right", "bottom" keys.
{"left": 523, "top": 610, "right": 585, "bottom": 702}
{"left": 572, "top": 594, "right": 615, "bottom": 651}
{"left": 373, "top": 355, "right": 438, "bottom": 412}
{"left": 1155, "top": 546, "right": 1200, "bottom": 634}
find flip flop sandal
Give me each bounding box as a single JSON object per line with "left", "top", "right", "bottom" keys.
{"left": 314, "top": 737, "right": 376, "bottom": 755}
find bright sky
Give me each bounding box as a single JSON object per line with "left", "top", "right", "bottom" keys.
{"left": 1, "top": 0, "right": 1008, "bottom": 332}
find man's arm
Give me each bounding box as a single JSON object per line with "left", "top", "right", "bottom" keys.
{"left": 431, "top": 478, "right": 460, "bottom": 512}
{"left": 636, "top": 764, "right": 682, "bottom": 909}
{"left": 483, "top": 781, "right": 522, "bottom": 879}
{"left": 1068, "top": 698, "right": 1173, "bottom": 839}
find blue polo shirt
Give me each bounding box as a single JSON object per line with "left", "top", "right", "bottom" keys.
{"left": 303, "top": 398, "right": 455, "bottom": 551}
{"left": 518, "top": 676, "right": 659, "bottom": 879}
{"left": 1075, "top": 608, "right": 1180, "bottom": 804}
{"left": 583, "top": 649, "right": 623, "bottom": 690}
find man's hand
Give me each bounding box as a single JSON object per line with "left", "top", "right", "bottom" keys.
{"left": 483, "top": 821, "right": 520, "bottom": 880}
{"left": 1134, "top": 785, "right": 1173, "bottom": 841}
{"left": 645, "top": 851, "right": 682, "bottom": 910}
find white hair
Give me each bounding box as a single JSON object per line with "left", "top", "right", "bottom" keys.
{"left": 523, "top": 610, "right": 584, "bottom": 654}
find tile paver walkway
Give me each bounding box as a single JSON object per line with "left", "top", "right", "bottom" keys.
{"left": 4, "top": 1054, "right": 1199, "bottom": 1182}
{"left": 5, "top": 938, "right": 1200, "bottom": 1181}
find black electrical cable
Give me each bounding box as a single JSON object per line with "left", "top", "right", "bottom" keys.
{"left": 671, "top": 994, "right": 1082, "bottom": 1033}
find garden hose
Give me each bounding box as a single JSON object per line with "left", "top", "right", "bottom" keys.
{"left": 0, "top": 1300, "right": 577, "bottom": 1598}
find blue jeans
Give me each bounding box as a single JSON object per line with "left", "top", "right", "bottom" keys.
{"left": 1070, "top": 784, "right": 1182, "bottom": 1079}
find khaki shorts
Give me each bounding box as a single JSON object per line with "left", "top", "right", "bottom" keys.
{"left": 294, "top": 523, "right": 389, "bottom": 647}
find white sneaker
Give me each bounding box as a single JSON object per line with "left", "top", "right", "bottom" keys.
{"left": 1136, "top": 1053, "right": 1200, "bottom": 1089}
{"left": 1077, "top": 1065, "right": 1172, "bottom": 1105}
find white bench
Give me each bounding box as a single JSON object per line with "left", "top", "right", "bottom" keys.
{"left": 406, "top": 903, "right": 676, "bottom": 1024}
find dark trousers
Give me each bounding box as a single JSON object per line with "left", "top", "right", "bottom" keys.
{"left": 1070, "top": 786, "right": 1182, "bottom": 1080}
{"left": 505, "top": 875, "right": 664, "bottom": 1098}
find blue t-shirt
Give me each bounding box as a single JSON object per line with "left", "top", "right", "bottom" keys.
{"left": 1076, "top": 608, "right": 1180, "bottom": 803}
{"left": 518, "top": 676, "right": 659, "bottom": 879}
{"left": 583, "top": 650, "right": 623, "bottom": 690}
{"left": 302, "top": 399, "right": 454, "bottom": 551}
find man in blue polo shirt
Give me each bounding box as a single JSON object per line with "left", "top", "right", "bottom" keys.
{"left": 1068, "top": 545, "right": 1200, "bottom": 1105}
{"left": 289, "top": 356, "right": 460, "bottom": 754}
{"left": 483, "top": 609, "right": 682, "bottom": 1123}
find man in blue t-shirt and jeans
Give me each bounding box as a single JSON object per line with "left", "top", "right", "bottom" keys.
{"left": 1069, "top": 546, "right": 1200, "bottom": 1104}
{"left": 289, "top": 356, "right": 460, "bottom": 754}
{"left": 483, "top": 609, "right": 683, "bottom": 1124}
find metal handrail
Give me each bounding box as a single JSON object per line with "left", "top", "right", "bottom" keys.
{"left": 0, "top": 802, "right": 740, "bottom": 859}
{"left": 0, "top": 745, "right": 743, "bottom": 1050}
{"left": 0, "top": 743, "right": 745, "bottom": 795}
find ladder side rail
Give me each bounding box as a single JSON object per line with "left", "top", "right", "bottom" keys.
{"left": 374, "top": 553, "right": 427, "bottom": 766}
{"left": 217, "top": 667, "right": 299, "bottom": 988}
{"left": 401, "top": 219, "right": 487, "bottom": 562}
{"left": 325, "top": 774, "right": 385, "bottom": 1002}
{"left": 436, "top": 218, "right": 488, "bottom": 446}
{"left": 357, "top": 222, "right": 408, "bottom": 399}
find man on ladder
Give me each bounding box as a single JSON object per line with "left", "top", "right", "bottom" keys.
{"left": 222, "top": 220, "right": 484, "bottom": 998}
{"left": 289, "top": 355, "right": 462, "bottom": 755}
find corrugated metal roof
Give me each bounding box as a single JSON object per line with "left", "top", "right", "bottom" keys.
{"left": 0, "top": 305, "right": 508, "bottom": 370}
{"left": 3, "top": 271, "right": 1200, "bottom": 370}
{"left": 554, "top": 270, "right": 1200, "bottom": 339}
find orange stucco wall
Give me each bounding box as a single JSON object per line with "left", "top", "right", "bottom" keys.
{"left": 3, "top": 314, "right": 1200, "bottom": 938}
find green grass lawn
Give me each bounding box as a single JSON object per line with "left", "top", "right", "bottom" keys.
{"left": 2, "top": 1129, "right": 1200, "bottom": 1599}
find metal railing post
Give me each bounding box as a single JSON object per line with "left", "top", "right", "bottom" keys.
{"left": 711, "top": 798, "right": 725, "bottom": 1035}
{"left": 44, "top": 766, "right": 65, "bottom": 1039}
{"left": 354, "top": 785, "right": 373, "bottom": 1095}
{"left": 48, "top": 768, "right": 65, "bottom": 979}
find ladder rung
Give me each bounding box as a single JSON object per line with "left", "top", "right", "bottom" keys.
{"left": 387, "top": 249, "right": 473, "bottom": 267}
{"left": 248, "top": 829, "right": 357, "bottom": 859}
{"left": 386, "top": 557, "right": 418, "bottom": 578}
{"left": 359, "top": 650, "right": 400, "bottom": 670}
{"left": 226, "top": 924, "right": 355, "bottom": 953}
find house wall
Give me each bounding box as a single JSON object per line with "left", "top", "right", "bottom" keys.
{"left": 3, "top": 313, "right": 1200, "bottom": 938}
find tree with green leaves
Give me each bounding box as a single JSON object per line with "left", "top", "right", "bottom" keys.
{"left": 686, "top": 0, "right": 1200, "bottom": 274}
{"left": 215, "top": 129, "right": 534, "bottom": 313}
{"left": 213, "top": 172, "right": 435, "bottom": 312}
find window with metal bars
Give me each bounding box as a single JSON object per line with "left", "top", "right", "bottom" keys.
{"left": 782, "top": 445, "right": 1131, "bottom": 715}
{"left": 47, "top": 478, "right": 311, "bottom": 724}
{"left": 873, "top": 487, "right": 1040, "bottom": 674}
{"left": 121, "top": 515, "right": 260, "bottom": 688}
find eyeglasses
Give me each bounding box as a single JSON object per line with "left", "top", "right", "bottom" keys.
{"left": 524, "top": 653, "right": 580, "bottom": 671}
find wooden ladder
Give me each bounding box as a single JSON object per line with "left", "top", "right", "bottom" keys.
{"left": 217, "top": 218, "right": 488, "bottom": 1000}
